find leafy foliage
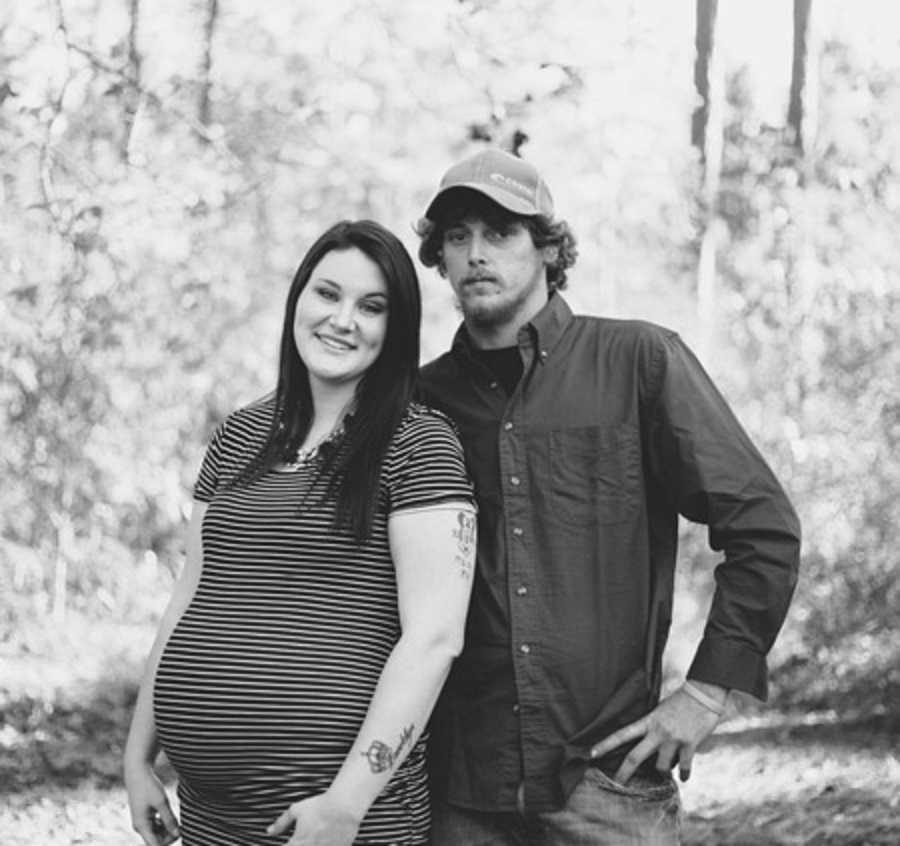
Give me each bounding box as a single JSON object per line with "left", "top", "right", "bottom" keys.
{"left": 1, "top": 2, "right": 897, "bottom": 710}
{"left": 707, "top": 40, "right": 900, "bottom": 706}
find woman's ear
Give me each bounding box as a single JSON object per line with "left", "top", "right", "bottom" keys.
{"left": 541, "top": 246, "right": 558, "bottom": 266}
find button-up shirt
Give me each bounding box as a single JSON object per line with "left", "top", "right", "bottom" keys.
{"left": 418, "top": 294, "right": 800, "bottom": 812}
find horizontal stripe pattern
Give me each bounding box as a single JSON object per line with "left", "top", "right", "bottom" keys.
{"left": 154, "top": 400, "right": 472, "bottom": 845}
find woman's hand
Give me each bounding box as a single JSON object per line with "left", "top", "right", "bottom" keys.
{"left": 267, "top": 793, "right": 361, "bottom": 846}
{"left": 123, "top": 502, "right": 207, "bottom": 845}
{"left": 125, "top": 763, "right": 180, "bottom": 846}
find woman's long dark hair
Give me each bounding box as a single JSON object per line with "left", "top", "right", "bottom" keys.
{"left": 233, "top": 219, "right": 421, "bottom": 541}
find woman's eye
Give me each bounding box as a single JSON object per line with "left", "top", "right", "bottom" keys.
{"left": 360, "top": 300, "right": 387, "bottom": 316}
{"left": 445, "top": 230, "right": 467, "bottom": 244}
{"left": 316, "top": 286, "right": 338, "bottom": 300}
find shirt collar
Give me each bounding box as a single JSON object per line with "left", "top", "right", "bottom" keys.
{"left": 450, "top": 293, "right": 574, "bottom": 366}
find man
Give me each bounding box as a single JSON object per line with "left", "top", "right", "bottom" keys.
{"left": 415, "top": 148, "right": 801, "bottom": 845}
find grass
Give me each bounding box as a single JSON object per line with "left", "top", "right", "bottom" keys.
{"left": 2, "top": 611, "right": 899, "bottom": 845}
{"left": 681, "top": 710, "right": 900, "bottom": 845}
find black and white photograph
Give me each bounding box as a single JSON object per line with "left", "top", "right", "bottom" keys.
{"left": 1, "top": 1, "right": 897, "bottom": 844}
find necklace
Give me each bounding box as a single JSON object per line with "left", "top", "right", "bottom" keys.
{"left": 280, "top": 417, "right": 349, "bottom": 471}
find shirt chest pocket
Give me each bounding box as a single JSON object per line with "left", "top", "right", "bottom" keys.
{"left": 549, "top": 425, "right": 640, "bottom": 527}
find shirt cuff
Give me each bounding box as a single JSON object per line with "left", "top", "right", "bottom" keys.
{"left": 687, "top": 637, "right": 769, "bottom": 701}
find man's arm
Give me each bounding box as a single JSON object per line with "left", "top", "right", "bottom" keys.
{"left": 650, "top": 331, "right": 801, "bottom": 695}
{"left": 592, "top": 331, "right": 800, "bottom": 782}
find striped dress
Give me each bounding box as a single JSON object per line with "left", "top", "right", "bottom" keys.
{"left": 154, "top": 400, "right": 473, "bottom": 845}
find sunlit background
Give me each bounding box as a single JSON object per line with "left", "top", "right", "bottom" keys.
{"left": 2, "top": 1, "right": 899, "bottom": 843}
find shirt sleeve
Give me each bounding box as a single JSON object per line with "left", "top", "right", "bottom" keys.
{"left": 383, "top": 408, "right": 475, "bottom": 514}
{"left": 193, "top": 421, "right": 228, "bottom": 502}
{"left": 645, "top": 332, "right": 801, "bottom": 700}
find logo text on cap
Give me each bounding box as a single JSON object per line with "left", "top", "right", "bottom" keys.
{"left": 489, "top": 172, "right": 532, "bottom": 198}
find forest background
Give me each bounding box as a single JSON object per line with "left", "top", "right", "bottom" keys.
{"left": 1, "top": 0, "right": 898, "bottom": 843}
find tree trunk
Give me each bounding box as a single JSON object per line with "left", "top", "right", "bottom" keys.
{"left": 127, "top": 0, "right": 141, "bottom": 77}
{"left": 198, "top": 0, "right": 219, "bottom": 132}
{"left": 122, "top": 0, "right": 142, "bottom": 160}
{"left": 692, "top": 0, "right": 723, "bottom": 362}
{"left": 696, "top": 218, "right": 727, "bottom": 361}
{"left": 691, "top": 0, "right": 718, "bottom": 158}
{"left": 51, "top": 505, "right": 74, "bottom": 625}
{"left": 788, "top": 0, "right": 816, "bottom": 154}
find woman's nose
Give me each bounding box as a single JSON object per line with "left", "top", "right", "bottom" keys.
{"left": 329, "top": 302, "right": 355, "bottom": 330}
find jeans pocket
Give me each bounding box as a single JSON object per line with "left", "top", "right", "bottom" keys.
{"left": 584, "top": 766, "right": 677, "bottom": 802}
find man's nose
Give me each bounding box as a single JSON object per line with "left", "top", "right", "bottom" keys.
{"left": 467, "top": 234, "right": 487, "bottom": 265}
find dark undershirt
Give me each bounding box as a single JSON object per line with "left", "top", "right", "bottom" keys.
{"left": 471, "top": 346, "right": 523, "bottom": 396}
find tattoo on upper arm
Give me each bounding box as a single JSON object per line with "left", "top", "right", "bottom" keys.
{"left": 362, "top": 724, "right": 415, "bottom": 774}
{"left": 452, "top": 510, "right": 476, "bottom": 579}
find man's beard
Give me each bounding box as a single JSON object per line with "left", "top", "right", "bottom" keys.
{"left": 458, "top": 282, "right": 537, "bottom": 330}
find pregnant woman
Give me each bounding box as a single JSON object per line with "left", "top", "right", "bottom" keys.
{"left": 124, "top": 219, "right": 476, "bottom": 846}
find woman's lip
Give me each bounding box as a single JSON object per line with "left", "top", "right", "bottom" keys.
{"left": 316, "top": 333, "right": 356, "bottom": 350}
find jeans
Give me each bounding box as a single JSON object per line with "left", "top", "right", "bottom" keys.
{"left": 430, "top": 768, "right": 681, "bottom": 845}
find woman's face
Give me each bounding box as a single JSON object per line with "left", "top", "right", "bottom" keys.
{"left": 293, "top": 247, "right": 389, "bottom": 392}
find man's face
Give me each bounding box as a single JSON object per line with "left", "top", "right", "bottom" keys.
{"left": 440, "top": 215, "right": 550, "bottom": 334}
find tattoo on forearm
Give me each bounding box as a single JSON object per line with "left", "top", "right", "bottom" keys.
{"left": 362, "top": 723, "right": 415, "bottom": 774}
{"left": 452, "top": 510, "right": 476, "bottom": 579}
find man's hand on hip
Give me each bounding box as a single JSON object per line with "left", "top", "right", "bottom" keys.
{"left": 589, "top": 681, "right": 727, "bottom": 784}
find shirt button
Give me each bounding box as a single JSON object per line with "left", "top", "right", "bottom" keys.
{"left": 512, "top": 527, "right": 524, "bottom": 537}
{"left": 516, "top": 585, "right": 528, "bottom": 596}
{"left": 503, "top": 421, "right": 513, "bottom": 431}
{"left": 540, "top": 350, "right": 548, "bottom": 359}
{"left": 519, "top": 643, "right": 531, "bottom": 654}
{"left": 512, "top": 703, "right": 521, "bottom": 714}
{"left": 510, "top": 475, "right": 520, "bottom": 486}
{"left": 489, "top": 381, "right": 499, "bottom": 389}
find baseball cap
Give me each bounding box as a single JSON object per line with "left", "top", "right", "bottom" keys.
{"left": 423, "top": 148, "right": 554, "bottom": 220}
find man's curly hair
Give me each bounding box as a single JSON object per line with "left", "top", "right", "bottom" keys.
{"left": 414, "top": 190, "right": 578, "bottom": 291}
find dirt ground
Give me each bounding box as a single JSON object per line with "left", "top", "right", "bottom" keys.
{"left": 2, "top": 617, "right": 898, "bottom": 846}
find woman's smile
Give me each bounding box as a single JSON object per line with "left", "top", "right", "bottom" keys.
{"left": 293, "top": 247, "right": 389, "bottom": 390}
